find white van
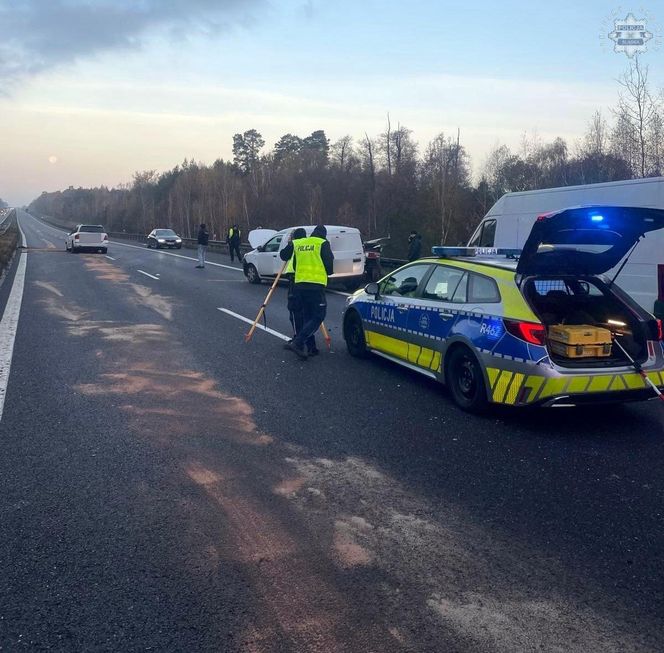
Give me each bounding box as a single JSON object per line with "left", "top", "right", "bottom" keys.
{"left": 243, "top": 225, "right": 365, "bottom": 288}
{"left": 468, "top": 177, "right": 664, "bottom": 317}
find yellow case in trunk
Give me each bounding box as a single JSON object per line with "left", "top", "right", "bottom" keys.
{"left": 549, "top": 340, "right": 613, "bottom": 358}
{"left": 548, "top": 324, "right": 612, "bottom": 346}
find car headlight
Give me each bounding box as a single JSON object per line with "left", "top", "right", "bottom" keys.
{"left": 176, "top": 238, "right": 182, "bottom": 242}
{"left": 158, "top": 239, "right": 166, "bottom": 243}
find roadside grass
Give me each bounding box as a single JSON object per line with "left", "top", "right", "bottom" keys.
{"left": 0, "top": 217, "right": 19, "bottom": 278}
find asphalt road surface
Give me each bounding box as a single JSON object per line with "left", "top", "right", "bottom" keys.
{"left": 1, "top": 211, "right": 664, "bottom": 652}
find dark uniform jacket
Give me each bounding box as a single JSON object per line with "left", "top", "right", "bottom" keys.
{"left": 197, "top": 227, "right": 209, "bottom": 246}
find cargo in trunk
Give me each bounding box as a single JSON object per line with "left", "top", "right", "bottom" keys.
{"left": 523, "top": 278, "right": 648, "bottom": 368}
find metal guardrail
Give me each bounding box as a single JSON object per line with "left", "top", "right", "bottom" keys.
{"left": 0, "top": 208, "right": 16, "bottom": 236}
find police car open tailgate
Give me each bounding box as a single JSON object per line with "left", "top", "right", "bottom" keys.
{"left": 516, "top": 205, "right": 664, "bottom": 277}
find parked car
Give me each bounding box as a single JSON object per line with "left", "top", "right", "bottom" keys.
{"left": 243, "top": 225, "right": 365, "bottom": 289}
{"left": 147, "top": 229, "right": 182, "bottom": 249}
{"left": 344, "top": 206, "right": 664, "bottom": 412}
{"left": 65, "top": 224, "right": 108, "bottom": 253}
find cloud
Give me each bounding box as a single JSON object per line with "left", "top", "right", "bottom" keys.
{"left": 0, "top": 0, "right": 265, "bottom": 87}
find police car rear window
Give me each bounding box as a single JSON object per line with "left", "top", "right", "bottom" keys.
{"left": 469, "top": 274, "right": 500, "bottom": 303}
{"left": 423, "top": 266, "right": 467, "bottom": 302}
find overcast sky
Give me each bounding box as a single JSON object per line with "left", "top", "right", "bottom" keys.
{"left": 1, "top": 0, "right": 663, "bottom": 205}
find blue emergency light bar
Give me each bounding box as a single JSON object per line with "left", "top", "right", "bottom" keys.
{"left": 431, "top": 246, "right": 522, "bottom": 259}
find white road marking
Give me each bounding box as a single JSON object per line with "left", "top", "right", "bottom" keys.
{"left": 112, "top": 241, "right": 244, "bottom": 272}
{"left": 137, "top": 269, "right": 160, "bottom": 280}
{"left": 217, "top": 308, "right": 291, "bottom": 342}
{"left": 105, "top": 255, "right": 116, "bottom": 261}
{"left": 19, "top": 214, "right": 26, "bottom": 248}
{"left": 327, "top": 289, "right": 351, "bottom": 297}
{"left": 0, "top": 251, "right": 27, "bottom": 421}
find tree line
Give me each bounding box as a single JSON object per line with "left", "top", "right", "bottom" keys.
{"left": 28, "top": 58, "right": 664, "bottom": 257}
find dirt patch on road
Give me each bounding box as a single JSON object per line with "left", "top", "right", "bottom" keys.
{"left": 34, "top": 283, "right": 401, "bottom": 651}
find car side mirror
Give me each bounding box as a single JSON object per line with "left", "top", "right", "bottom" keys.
{"left": 257, "top": 245, "right": 265, "bottom": 252}
{"left": 365, "top": 282, "right": 380, "bottom": 297}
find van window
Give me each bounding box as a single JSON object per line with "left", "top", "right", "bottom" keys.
{"left": 328, "top": 232, "right": 361, "bottom": 252}
{"left": 468, "top": 219, "right": 496, "bottom": 248}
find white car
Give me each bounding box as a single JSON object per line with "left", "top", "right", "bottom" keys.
{"left": 243, "top": 225, "right": 365, "bottom": 289}
{"left": 66, "top": 224, "right": 109, "bottom": 253}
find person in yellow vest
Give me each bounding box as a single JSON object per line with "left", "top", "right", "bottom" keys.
{"left": 283, "top": 227, "right": 307, "bottom": 340}
{"left": 279, "top": 225, "right": 334, "bottom": 359}
{"left": 227, "top": 224, "right": 242, "bottom": 262}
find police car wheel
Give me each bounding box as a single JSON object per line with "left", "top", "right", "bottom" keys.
{"left": 445, "top": 346, "right": 488, "bottom": 413}
{"left": 344, "top": 311, "right": 367, "bottom": 358}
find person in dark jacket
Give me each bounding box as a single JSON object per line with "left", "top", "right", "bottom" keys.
{"left": 227, "top": 224, "right": 242, "bottom": 263}
{"left": 407, "top": 231, "right": 422, "bottom": 261}
{"left": 196, "top": 224, "right": 209, "bottom": 268}
{"left": 280, "top": 225, "right": 334, "bottom": 359}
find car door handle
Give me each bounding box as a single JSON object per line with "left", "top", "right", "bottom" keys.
{"left": 396, "top": 306, "right": 409, "bottom": 313}
{"left": 438, "top": 312, "right": 455, "bottom": 319}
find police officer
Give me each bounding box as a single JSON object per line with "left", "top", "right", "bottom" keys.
{"left": 227, "top": 224, "right": 242, "bottom": 263}
{"left": 280, "top": 225, "right": 334, "bottom": 359}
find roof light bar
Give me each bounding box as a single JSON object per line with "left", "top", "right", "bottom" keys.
{"left": 431, "top": 246, "right": 521, "bottom": 259}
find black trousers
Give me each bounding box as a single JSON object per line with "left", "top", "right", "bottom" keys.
{"left": 287, "top": 292, "right": 305, "bottom": 341}
{"left": 292, "top": 287, "right": 326, "bottom": 351}
{"left": 229, "top": 242, "right": 242, "bottom": 262}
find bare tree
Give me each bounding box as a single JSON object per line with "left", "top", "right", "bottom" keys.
{"left": 361, "top": 133, "right": 377, "bottom": 237}
{"left": 613, "top": 57, "right": 658, "bottom": 177}
{"left": 582, "top": 110, "right": 608, "bottom": 156}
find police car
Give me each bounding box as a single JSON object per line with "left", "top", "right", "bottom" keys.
{"left": 342, "top": 206, "right": 664, "bottom": 411}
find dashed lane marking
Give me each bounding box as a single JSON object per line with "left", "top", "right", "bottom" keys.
{"left": 105, "top": 255, "right": 116, "bottom": 261}
{"left": 217, "top": 308, "right": 291, "bottom": 342}
{"left": 112, "top": 241, "right": 244, "bottom": 272}
{"left": 0, "top": 219, "right": 27, "bottom": 421}
{"left": 137, "top": 269, "right": 160, "bottom": 280}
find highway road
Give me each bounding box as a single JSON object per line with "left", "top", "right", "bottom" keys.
{"left": 1, "top": 210, "right": 664, "bottom": 652}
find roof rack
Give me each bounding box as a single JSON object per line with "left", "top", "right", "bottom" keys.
{"left": 431, "top": 246, "right": 521, "bottom": 259}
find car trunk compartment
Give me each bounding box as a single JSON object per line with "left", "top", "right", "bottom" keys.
{"left": 523, "top": 277, "right": 649, "bottom": 368}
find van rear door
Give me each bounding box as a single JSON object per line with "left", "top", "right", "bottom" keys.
{"left": 327, "top": 230, "right": 364, "bottom": 276}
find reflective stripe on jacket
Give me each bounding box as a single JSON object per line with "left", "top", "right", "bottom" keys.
{"left": 293, "top": 237, "right": 328, "bottom": 286}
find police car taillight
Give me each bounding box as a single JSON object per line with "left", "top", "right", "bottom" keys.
{"left": 504, "top": 320, "right": 546, "bottom": 345}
